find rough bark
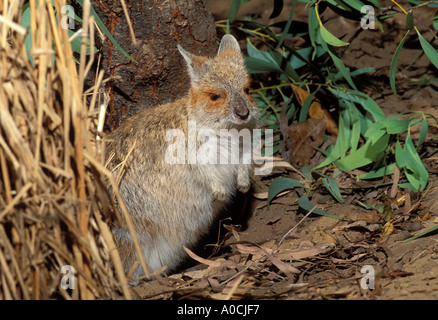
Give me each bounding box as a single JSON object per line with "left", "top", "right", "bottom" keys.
{"left": 92, "top": 0, "right": 217, "bottom": 131}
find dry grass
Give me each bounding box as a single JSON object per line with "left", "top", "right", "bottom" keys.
{"left": 0, "top": 0, "right": 131, "bottom": 299}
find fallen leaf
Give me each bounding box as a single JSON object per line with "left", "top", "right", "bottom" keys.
{"left": 223, "top": 275, "right": 245, "bottom": 300}
{"left": 330, "top": 253, "right": 367, "bottom": 263}
{"left": 266, "top": 251, "right": 301, "bottom": 276}
{"left": 320, "top": 231, "right": 338, "bottom": 244}
{"left": 351, "top": 212, "right": 381, "bottom": 223}
{"left": 234, "top": 242, "right": 300, "bottom": 275}
{"left": 275, "top": 242, "right": 335, "bottom": 261}
{"left": 333, "top": 220, "right": 380, "bottom": 232}
{"left": 235, "top": 243, "right": 272, "bottom": 260}
{"left": 183, "top": 246, "right": 237, "bottom": 268}
{"left": 291, "top": 84, "right": 339, "bottom": 135}
{"left": 381, "top": 221, "right": 394, "bottom": 236}
{"left": 422, "top": 211, "right": 431, "bottom": 221}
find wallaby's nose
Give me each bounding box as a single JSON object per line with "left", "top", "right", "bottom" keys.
{"left": 234, "top": 104, "right": 249, "bottom": 120}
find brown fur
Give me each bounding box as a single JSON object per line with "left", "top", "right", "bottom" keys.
{"left": 105, "top": 35, "right": 259, "bottom": 280}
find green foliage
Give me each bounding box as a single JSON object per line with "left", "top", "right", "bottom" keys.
{"left": 224, "top": 1, "right": 438, "bottom": 240}
{"left": 75, "top": 0, "right": 137, "bottom": 63}
{"left": 21, "top": 0, "right": 136, "bottom": 66}
{"left": 220, "top": 0, "right": 438, "bottom": 199}
{"left": 267, "top": 177, "right": 303, "bottom": 209}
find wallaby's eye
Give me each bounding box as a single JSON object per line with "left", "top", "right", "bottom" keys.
{"left": 244, "top": 87, "right": 251, "bottom": 95}
{"left": 210, "top": 94, "right": 222, "bottom": 101}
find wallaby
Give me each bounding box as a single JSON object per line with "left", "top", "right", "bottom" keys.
{"left": 105, "top": 34, "right": 259, "bottom": 281}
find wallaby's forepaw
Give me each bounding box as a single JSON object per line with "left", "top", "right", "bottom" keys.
{"left": 212, "top": 188, "right": 227, "bottom": 202}
{"left": 237, "top": 166, "right": 251, "bottom": 194}
{"left": 237, "top": 180, "right": 250, "bottom": 194}
{"left": 237, "top": 172, "right": 250, "bottom": 194}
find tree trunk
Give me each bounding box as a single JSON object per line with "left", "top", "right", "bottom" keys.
{"left": 92, "top": 0, "right": 217, "bottom": 131}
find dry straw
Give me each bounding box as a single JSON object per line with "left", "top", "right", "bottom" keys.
{"left": 0, "top": 0, "right": 132, "bottom": 299}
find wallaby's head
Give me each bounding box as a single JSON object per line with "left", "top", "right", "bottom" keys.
{"left": 178, "top": 34, "right": 258, "bottom": 128}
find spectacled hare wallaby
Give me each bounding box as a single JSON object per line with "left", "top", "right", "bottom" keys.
{"left": 105, "top": 34, "right": 259, "bottom": 280}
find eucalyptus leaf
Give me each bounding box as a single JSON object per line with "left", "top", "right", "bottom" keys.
{"left": 403, "top": 225, "right": 438, "bottom": 242}
{"left": 327, "top": 49, "right": 357, "bottom": 90}
{"left": 267, "top": 178, "right": 303, "bottom": 209}
{"left": 342, "top": 0, "right": 367, "bottom": 11}
{"left": 322, "top": 177, "right": 344, "bottom": 203}
{"left": 381, "top": 117, "right": 410, "bottom": 134}
{"left": 298, "top": 195, "right": 345, "bottom": 220}
{"left": 406, "top": 12, "right": 414, "bottom": 30}
{"left": 76, "top": 0, "right": 137, "bottom": 64}
{"left": 434, "top": 11, "right": 438, "bottom": 30}
{"left": 335, "top": 134, "right": 389, "bottom": 171}
{"left": 21, "top": 6, "right": 33, "bottom": 65}
{"left": 359, "top": 163, "right": 396, "bottom": 179}
{"left": 319, "top": 24, "right": 349, "bottom": 47}
{"left": 390, "top": 30, "right": 410, "bottom": 95}
{"left": 418, "top": 117, "right": 428, "bottom": 148}
{"left": 417, "top": 28, "right": 438, "bottom": 70}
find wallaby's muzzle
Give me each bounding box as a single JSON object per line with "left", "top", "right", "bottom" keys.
{"left": 234, "top": 105, "right": 249, "bottom": 120}
{"left": 233, "top": 97, "right": 250, "bottom": 120}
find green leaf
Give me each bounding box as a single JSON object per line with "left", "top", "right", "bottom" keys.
{"left": 326, "top": 0, "right": 351, "bottom": 11}
{"left": 416, "top": 28, "right": 438, "bottom": 70}
{"left": 76, "top": 0, "right": 137, "bottom": 64}
{"left": 343, "top": 99, "right": 360, "bottom": 153}
{"left": 246, "top": 39, "right": 277, "bottom": 63}
{"left": 395, "top": 134, "right": 429, "bottom": 192}
{"left": 322, "top": 177, "right": 344, "bottom": 203}
{"left": 229, "top": 0, "right": 249, "bottom": 22}
{"left": 342, "top": 0, "right": 367, "bottom": 11}
{"left": 277, "top": 0, "right": 297, "bottom": 48}
{"left": 404, "top": 134, "right": 429, "bottom": 191}
{"left": 331, "top": 88, "right": 385, "bottom": 122}
{"left": 433, "top": 11, "right": 438, "bottom": 30}
{"left": 327, "top": 49, "right": 357, "bottom": 90}
{"left": 381, "top": 117, "right": 410, "bottom": 134}
{"left": 245, "top": 57, "right": 282, "bottom": 73}
{"left": 395, "top": 140, "right": 408, "bottom": 168}
{"left": 364, "top": 121, "right": 386, "bottom": 142}
{"left": 335, "top": 133, "right": 390, "bottom": 171}
{"left": 298, "top": 90, "right": 317, "bottom": 122}
{"left": 349, "top": 67, "right": 376, "bottom": 77}
{"left": 246, "top": 39, "right": 301, "bottom": 81}
{"left": 390, "top": 30, "right": 410, "bottom": 95}
{"left": 359, "top": 163, "right": 396, "bottom": 179}
{"left": 337, "top": 113, "right": 349, "bottom": 159}
{"left": 69, "top": 29, "right": 98, "bottom": 55}
{"left": 418, "top": 116, "right": 428, "bottom": 148}
{"left": 300, "top": 166, "right": 313, "bottom": 181}
{"left": 403, "top": 225, "right": 438, "bottom": 242}
{"left": 21, "top": 6, "right": 33, "bottom": 65}
{"left": 269, "top": 50, "right": 302, "bottom": 82}
{"left": 319, "top": 24, "right": 349, "bottom": 47}
{"left": 298, "top": 195, "right": 345, "bottom": 220}
{"left": 406, "top": 12, "right": 414, "bottom": 30}
{"left": 313, "top": 117, "right": 346, "bottom": 170}
{"left": 308, "top": 6, "right": 322, "bottom": 59}
{"left": 267, "top": 178, "right": 303, "bottom": 209}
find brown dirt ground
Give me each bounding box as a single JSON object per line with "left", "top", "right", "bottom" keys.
{"left": 131, "top": 1, "right": 438, "bottom": 300}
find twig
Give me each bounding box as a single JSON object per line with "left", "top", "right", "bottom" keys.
{"left": 271, "top": 205, "right": 317, "bottom": 254}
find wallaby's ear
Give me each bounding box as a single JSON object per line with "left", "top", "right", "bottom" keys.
{"left": 217, "top": 34, "right": 241, "bottom": 55}
{"left": 177, "top": 44, "right": 201, "bottom": 88}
